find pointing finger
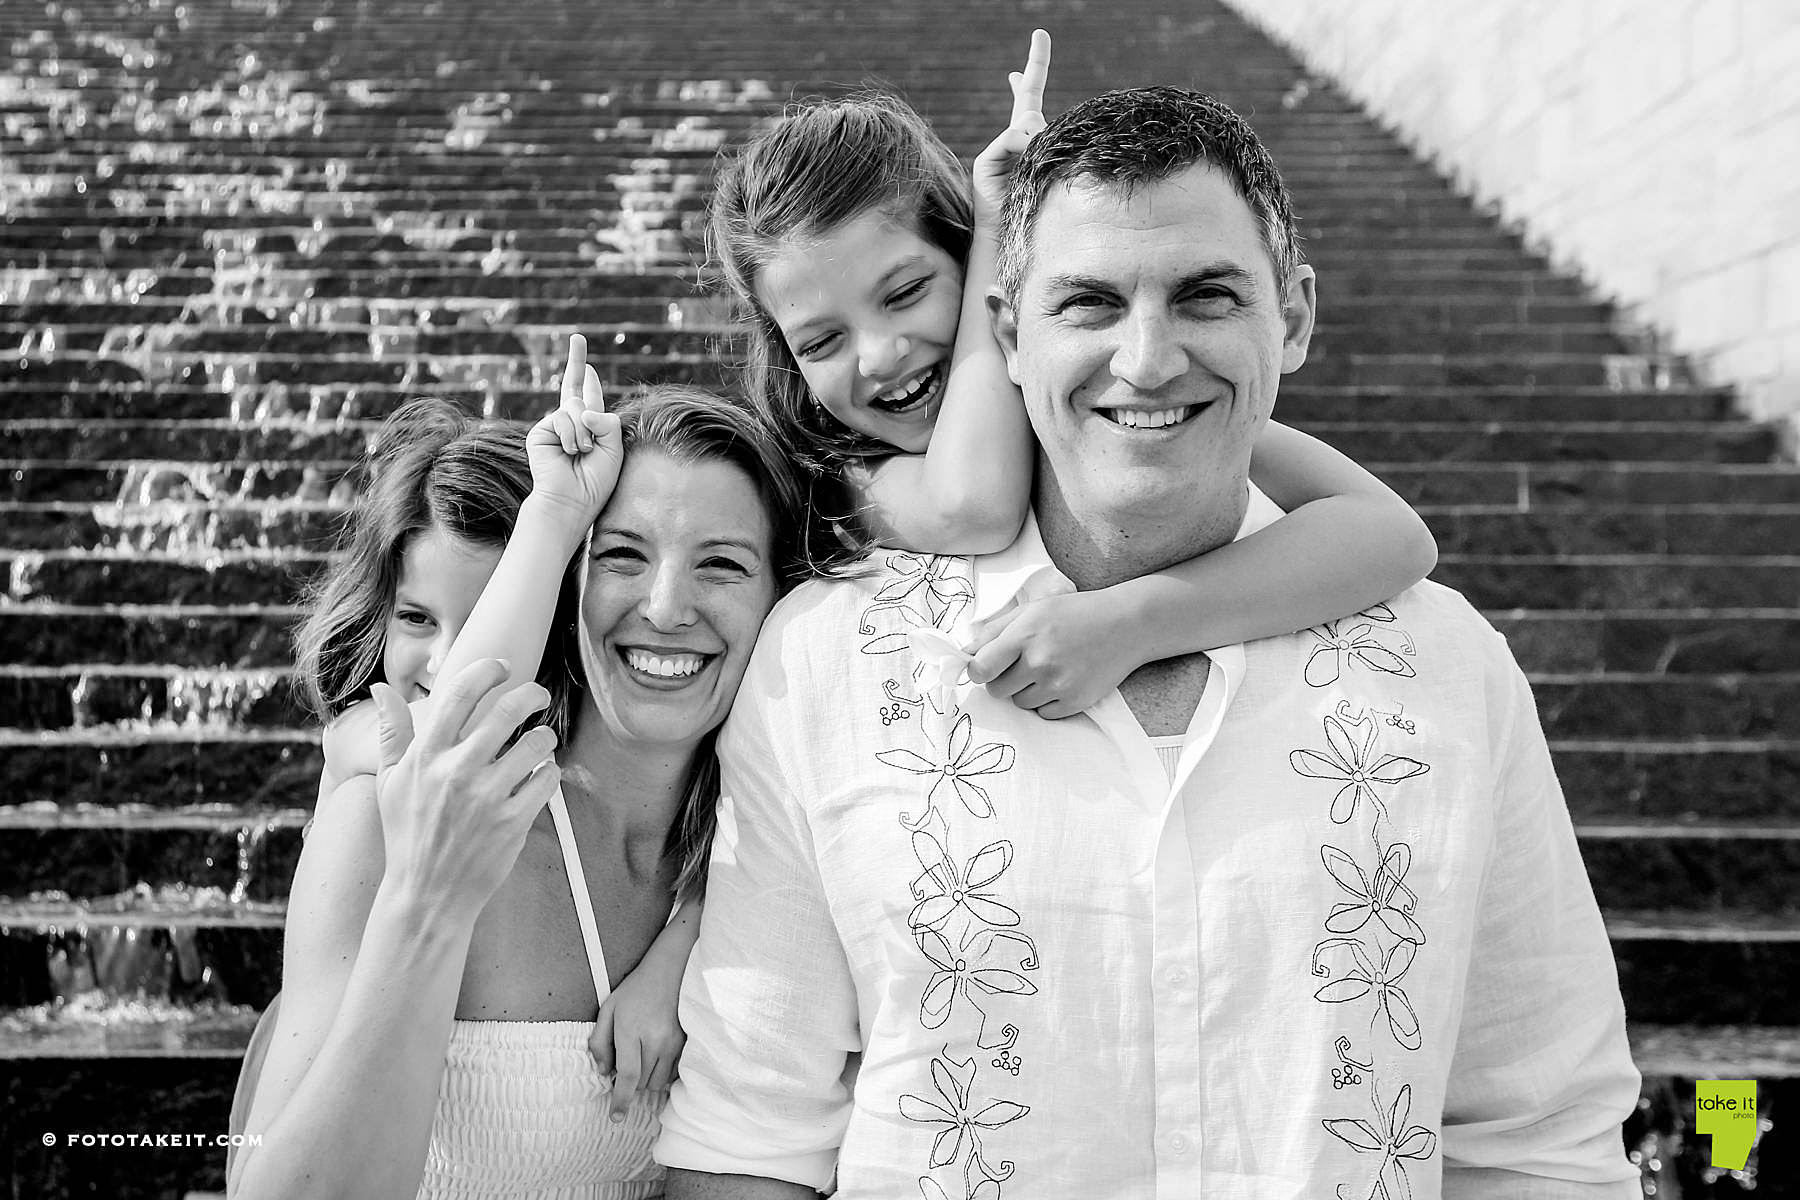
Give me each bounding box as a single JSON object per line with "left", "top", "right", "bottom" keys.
{"left": 562, "top": 334, "right": 588, "bottom": 412}
{"left": 1010, "top": 29, "right": 1051, "bottom": 128}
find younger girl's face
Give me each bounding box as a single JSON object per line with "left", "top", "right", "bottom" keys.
{"left": 755, "top": 207, "right": 964, "bottom": 454}
{"left": 383, "top": 527, "right": 505, "bottom": 703}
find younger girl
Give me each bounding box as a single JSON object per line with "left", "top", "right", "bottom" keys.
{"left": 228, "top": 399, "right": 687, "bottom": 1175}
{"left": 708, "top": 33, "right": 1439, "bottom": 715}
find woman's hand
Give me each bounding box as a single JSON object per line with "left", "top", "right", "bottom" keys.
{"left": 526, "top": 333, "right": 625, "bottom": 532}
{"left": 971, "top": 29, "right": 1051, "bottom": 223}
{"left": 371, "top": 659, "right": 562, "bottom": 922}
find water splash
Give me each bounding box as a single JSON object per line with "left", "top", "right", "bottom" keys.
{"left": 7, "top": 552, "right": 46, "bottom": 603}
{"left": 65, "top": 667, "right": 283, "bottom": 731}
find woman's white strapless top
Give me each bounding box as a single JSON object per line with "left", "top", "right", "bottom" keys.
{"left": 418, "top": 791, "right": 666, "bottom": 1199}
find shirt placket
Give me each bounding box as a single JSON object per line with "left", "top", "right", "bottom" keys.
{"left": 1150, "top": 646, "right": 1242, "bottom": 1199}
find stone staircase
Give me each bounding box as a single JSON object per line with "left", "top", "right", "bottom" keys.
{"left": 2, "top": 0, "right": 1796, "bottom": 1194}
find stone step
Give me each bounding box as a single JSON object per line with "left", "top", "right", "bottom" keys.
{"left": 0, "top": 318, "right": 1648, "bottom": 359}
{"left": 1555, "top": 739, "right": 1800, "bottom": 822}
{"left": 0, "top": 416, "right": 1777, "bottom": 466}
{"left": 10, "top": 548, "right": 1800, "bottom": 609}
{"left": 1579, "top": 823, "right": 1800, "bottom": 911}
{"left": 1424, "top": 506, "right": 1800, "bottom": 557}
{"left": 1607, "top": 910, "right": 1800, "bottom": 1025}
{"left": 1, "top": 720, "right": 1795, "bottom": 822}
{"left": 0, "top": 381, "right": 1740, "bottom": 426}
{"left": 6, "top": 498, "right": 1797, "bottom": 559}
{"left": 0, "top": 461, "right": 356, "bottom": 505}
{"left": 1, "top": 892, "right": 1787, "bottom": 1027}
{"left": 1386, "top": 462, "right": 1800, "bottom": 507}
{"left": 1626, "top": 1024, "right": 1800, "bottom": 1079}
{"left": 0, "top": 825, "right": 302, "bottom": 903}
{"left": 4, "top": 603, "right": 1797, "bottom": 680}
{"left": 5, "top": 658, "right": 1799, "bottom": 737}
{"left": 1487, "top": 610, "right": 1800, "bottom": 675}
{"left": 0, "top": 665, "right": 301, "bottom": 732}
{"left": 0, "top": 605, "right": 303, "bottom": 668}
{"left": 0, "top": 503, "right": 344, "bottom": 554}
{"left": 1431, "top": 555, "right": 1800, "bottom": 610}
{"left": 0, "top": 730, "right": 322, "bottom": 812}
{"left": 5, "top": 282, "right": 1614, "bottom": 324}
{"left": 0, "top": 805, "right": 310, "bottom": 833}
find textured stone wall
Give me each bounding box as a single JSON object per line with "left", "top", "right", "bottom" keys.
{"left": 1225, "top": 0, "right": 1800, "bottom": 438}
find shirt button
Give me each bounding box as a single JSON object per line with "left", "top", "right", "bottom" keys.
{"left": 1169, "top": 1132, "right": 1191, "bottom": 1156}
{"left": 1166, "top": 966, "right": 1191, "bottom": 987}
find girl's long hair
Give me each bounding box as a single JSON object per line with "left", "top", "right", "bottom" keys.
{"left": 706, "top": 92, "right": 973, "bottom": 575}
{"left": 291, "top": 398, "right": 581, "bottom": 740}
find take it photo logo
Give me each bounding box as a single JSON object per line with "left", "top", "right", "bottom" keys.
{"left": 1695, "top": 1080, "right": 1760, "bottom": 1171}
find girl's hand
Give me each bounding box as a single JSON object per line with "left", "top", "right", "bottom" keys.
{"left": 525, "top": 333, "right": 624, "bottom": 531}
{"left": 587, "top": 965, "right": 686, "bottom": 1122}
{"left": 971, "top": 28, "right": 1051, "bottom": 223}
{"left": 964, "top": 588, "right": 1143, "bottom": 720}
{"left": 371, "top": 659, "right": 561, "bottom": 922}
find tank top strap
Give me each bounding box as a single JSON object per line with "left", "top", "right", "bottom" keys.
{"left": 547, "top": 788, "right": 612, "bottom": 1006}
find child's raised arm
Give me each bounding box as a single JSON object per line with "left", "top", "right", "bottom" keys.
{"left": 967, "top": 421, "right": 1438, "bottom": 718}
{"left": 847, "top": 31, "right": 1051, "bottom": 556}
{"left": 433, "top": 335, "right": 622, "bottom": 700}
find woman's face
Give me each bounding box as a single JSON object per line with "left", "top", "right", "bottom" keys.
{"left": 755, "top": 206, "right": 964, "bottom": 454}
{"left": 576, "top": 449, "right": 778, "bottom": 753}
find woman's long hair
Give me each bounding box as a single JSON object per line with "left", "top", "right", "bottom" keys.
{"left": 706, "top": 92, "right": 973, "bottom": 575}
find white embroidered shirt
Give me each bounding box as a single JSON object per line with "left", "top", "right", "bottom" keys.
{"left": 656, "top": 490, "right": 1641, "bottom": 1200}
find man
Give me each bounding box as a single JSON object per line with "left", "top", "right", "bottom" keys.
{"left": 657, "top": 87, "right": 1640, "bottom": 1199}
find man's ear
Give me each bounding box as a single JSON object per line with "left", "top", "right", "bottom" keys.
{"left": 1279, "top": 264, "right": 1317, "bottom": 374}
{"left": 986, "top": 289, "right": 1024, "bottom": 387}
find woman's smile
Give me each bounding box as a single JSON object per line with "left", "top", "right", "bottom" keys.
{"left": 578, "top": 449, "right": 778, "bottom": 752}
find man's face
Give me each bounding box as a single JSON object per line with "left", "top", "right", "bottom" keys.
{"left": 990, "top": 163, "right": 1315, "bottom": 523}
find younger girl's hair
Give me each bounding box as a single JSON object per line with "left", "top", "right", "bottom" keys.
{"left": 706, "top": 92, "right": 973, "bottom": 573}
{"left": 291, "top": 398, "right": 581, "bottom": 739}
{"left": 605, "top": 383, "right": 805, "bottom": 900}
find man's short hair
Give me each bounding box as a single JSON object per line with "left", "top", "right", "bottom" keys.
{"left": 996, "top": 86, "right": 1304, "bottom": 301}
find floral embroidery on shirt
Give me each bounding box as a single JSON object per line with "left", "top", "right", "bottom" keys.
{"left": 1296, "top": 633, "right": 1439, "bottom": 1191}
{"left": 1330, "top": 1036, "right": 1371, "bottom": 1090}
{"left": 1290, "top": 708, "right": 1430, "bottom": 824}
{"left": 917, "top": 925, "right": 1040, "bottom": 1047}
{"left": 1322, "top": 1079, "right": 1439, "bottom": 1200}
{"left": 901, "top": 1052, "right": 1030, "bottom": 1200}
{"left": 908, "top": 826, "right": 1021, "bottom": 932}
{"left": 880, "top": 713, "right": 1019, "bottom": 820}
{"left": 1311, "top": 936, "right": 1423, "bottom": 1051}
{"left": 1304, "top": 607, "right": 1417, "bottom": 688}
{"left": 860, "top": 551, "right": 1038, "bottom": 1191}
{"left": 1320, "top": 842, "right": 1425, "bottom": 944}
{"left": 859, "top": 552, "right": 975, "bottom": 656}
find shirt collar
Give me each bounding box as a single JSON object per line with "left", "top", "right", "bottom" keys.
{"left": 968, "top": 482, "right": 1284, "bottom": 627}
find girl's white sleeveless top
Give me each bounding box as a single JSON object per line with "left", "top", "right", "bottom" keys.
{"left": 418, "top": 791, "right": 666, "bottom": 1199}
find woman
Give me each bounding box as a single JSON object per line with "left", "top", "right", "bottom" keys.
{"left": 229, "top": 374, "right": 802, "bottom": 1199}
